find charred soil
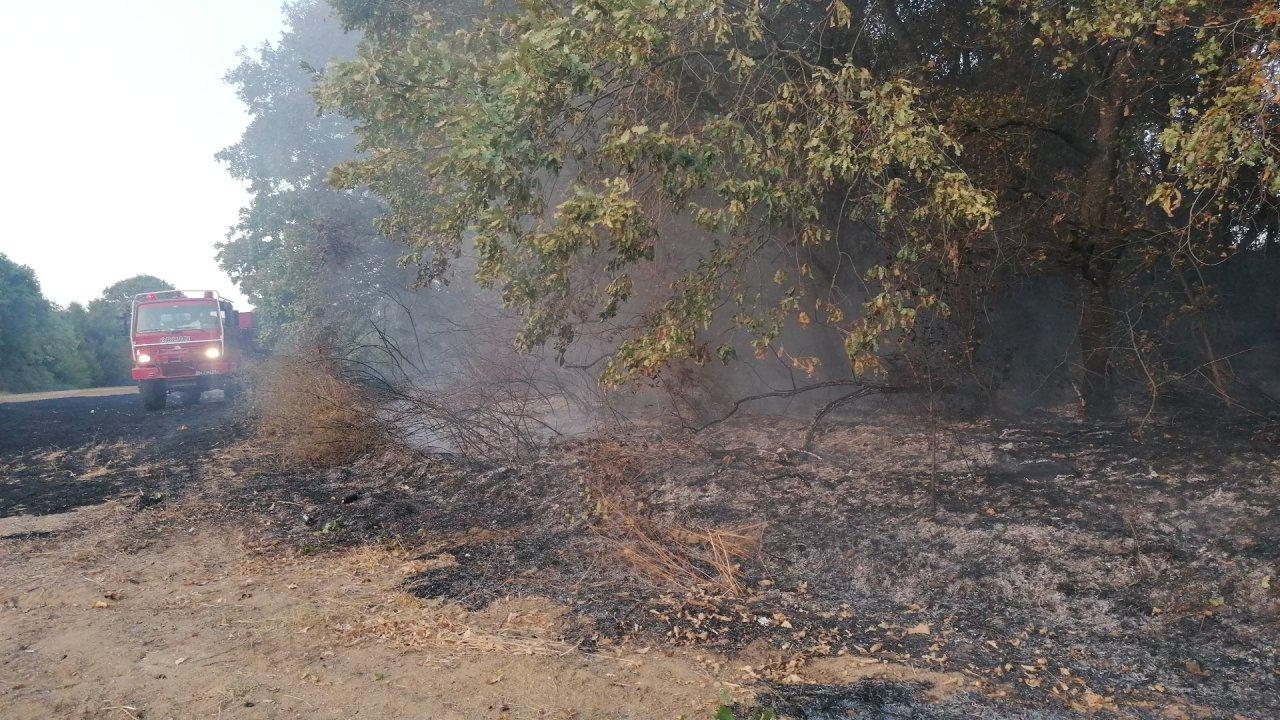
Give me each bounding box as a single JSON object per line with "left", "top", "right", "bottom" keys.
{"left": 208, "top": 408, "right": 1280, "bottom": 719}
{"left": 1, "top": 391, "right": 1277, "bottom": 719}
{"left": 0, "top": 392, "right": 243, "bottom": 517}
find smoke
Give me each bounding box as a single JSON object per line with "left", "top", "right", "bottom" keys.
{"left": 227, "top": 1, "right": 1280, "bottom": 457}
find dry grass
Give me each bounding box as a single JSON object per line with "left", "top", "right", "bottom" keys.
{"left": 602, "top": 502, "right": 764, "bottom": 596}
{"left": 79, "top": 441, "right": 137, "bottom": 480}
{"left": 253, "top": 357, "right": 383, "bottom": 467}
{"left": 345, "top": 593, "right": 577, "bottom": 657}
{"left": 580, "top": 438, "right": 764, "bottom": 597}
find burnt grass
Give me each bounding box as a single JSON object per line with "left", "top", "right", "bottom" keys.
{"left": 7, "top": 391, "right": 1271, "bottom": 718}
{"left": 0, "top": 393, "right": 243, "bottom": 517}
{"left": 211, "top": 409, "right": 1279, "bottom": 720}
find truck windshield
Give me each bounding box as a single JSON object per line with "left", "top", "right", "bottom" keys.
{"left": 135, "top": 303, "right": 220, "bottom": 333}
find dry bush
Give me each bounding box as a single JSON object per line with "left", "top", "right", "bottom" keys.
{"left": 579, "top": 437, "right": 764, "bottom": 597}
{"left": 253, "top": 357, "right": 384, "bottom": 467}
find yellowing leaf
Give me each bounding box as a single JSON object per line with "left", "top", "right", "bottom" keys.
{"left": 828, "top": 0, "right": 853, "bottom": 28}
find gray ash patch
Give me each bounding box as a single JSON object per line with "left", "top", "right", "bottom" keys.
{"left": 221, "top": 452, "right": 583, "bottom": 549}
{"left": 762, "top": 681, "right": 957, "bottom": 720}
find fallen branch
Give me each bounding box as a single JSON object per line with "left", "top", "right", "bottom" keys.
{"left": 802, "top": 384, "right": 940, "bottom": 449}
{"left": 689, "top": 379, "right": 922, "bottom": 433}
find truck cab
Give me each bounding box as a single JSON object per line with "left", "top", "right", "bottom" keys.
{"left": 130, "top": 290, "right": 253, "bottom": 410}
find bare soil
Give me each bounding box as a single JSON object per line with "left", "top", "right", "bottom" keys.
{"left": 1, "top": 392, "right": 1276, "bottom": 719}
{"left": 1, "top": 507, "right": 739, "bottom": 719}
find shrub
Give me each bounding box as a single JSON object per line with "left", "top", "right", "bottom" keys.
{"left": 252, "top": 356, "right": 383, "bottom": 467}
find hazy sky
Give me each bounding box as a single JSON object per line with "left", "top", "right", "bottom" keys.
{"left": 0, "top": 1, "right": 290, "bottom": 309}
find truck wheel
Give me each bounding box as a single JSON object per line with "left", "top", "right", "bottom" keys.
{"left": 180, "top": 389, "right": 202, "bottom": 405}
{"left": 222, "top": 380, "right": 240, "bottom": 402}
{"left": 141, "top": 381, "right": 167, "bottom": 411}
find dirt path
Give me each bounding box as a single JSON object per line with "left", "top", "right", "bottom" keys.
{"left": 0, "top": 501, "right": 738, "bottom": 720}
{"left": 0, "top": 386, "right": 137, "bottom": 405}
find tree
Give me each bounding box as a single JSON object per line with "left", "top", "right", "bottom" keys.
{"left": 0, "top": 255, "right": 100, "bottom": 392}
{"left": 42, "top": 306, "right": 96, "bottom": 390}
{"left": 218, "top": 0, "right": 400, "bottom": 348}
{"left": 0, "top": 253, "right": 57, "bottom": 392}
{"left": 81, "top": 275, "right": 174, "bottom": 386}
{"left": 319, "top": 0, "right": 1279, "bottom": 415}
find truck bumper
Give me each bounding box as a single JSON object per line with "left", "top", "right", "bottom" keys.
{"left": 132, "top": 367, "right": 163, "bottom": 381}
{"left": 133, "top": 360, "right": 231, "bottom": 383}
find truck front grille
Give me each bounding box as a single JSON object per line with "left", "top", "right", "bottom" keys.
{"left": 162, "top": 362, "right": 196, "bottom": 376}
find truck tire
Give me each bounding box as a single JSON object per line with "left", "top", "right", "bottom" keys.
{"left": 221, "top": 381, "right": 239, "bottom": 402}
{"left": 180, "top": 389, "right": 202, "bottom": 406}
{"left": 141, "top": 381, "right": 167, "bottom": 411}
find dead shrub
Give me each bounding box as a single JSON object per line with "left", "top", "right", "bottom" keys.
{"left": 253, "top": 357, "right": 383, "bottom": 467}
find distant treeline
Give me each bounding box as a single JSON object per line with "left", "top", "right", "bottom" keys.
{"left": 0, "top": 253, "right": 171, "bottom": 394}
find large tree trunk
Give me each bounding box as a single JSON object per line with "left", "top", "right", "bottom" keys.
{"left": 1077, "top": 271, "right": 1117, "bottom": 415}
{"left": 1074, "top": 49, "right": 1128, "bottom": 416}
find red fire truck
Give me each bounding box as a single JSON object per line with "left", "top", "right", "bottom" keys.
{"left": 130, "top": 290, "right": 254, "bottom": 410}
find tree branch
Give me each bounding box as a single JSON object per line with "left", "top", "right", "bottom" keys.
{"left": 688, "top": 379, "right": 923, "bottom": 433}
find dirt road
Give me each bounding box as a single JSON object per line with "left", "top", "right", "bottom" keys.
{"left": 0, "top": 386, "right": 139, "bottom": 405}
{"left": 1, "top": 390, "right": 1277, "bottom": 719}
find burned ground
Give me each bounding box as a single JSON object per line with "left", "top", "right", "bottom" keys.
{"left": 203, "top": 410, "right": 1279, "bottom": 719}
{"left": 0, "top": 392, "right": 242, "bottom": 517}
{"left": 1, "top": 391, "right": 1276, "bottom": 719}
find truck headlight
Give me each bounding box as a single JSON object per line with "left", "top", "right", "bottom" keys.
{"left": 205, "top": 347, "right": 222, "bottom": 359}
{"left": 136, "top": 353, "right": 151, "bottom": 364}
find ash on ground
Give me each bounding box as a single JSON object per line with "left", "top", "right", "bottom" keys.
{"left": 215, "top": 409, "right": 1279, "bottom": 719}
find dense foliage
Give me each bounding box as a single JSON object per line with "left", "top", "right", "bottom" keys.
{"left": 217, "top": 0, "right": 401, "bottom": 348}
{"left": 314, "top": 0, "right": 1279, "bottom": 414}
{"left": 0, "top": 254, "right": 87, "bottom": 392}
{"left": 0, "top": 254, "right": 169, "bottom": 393}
